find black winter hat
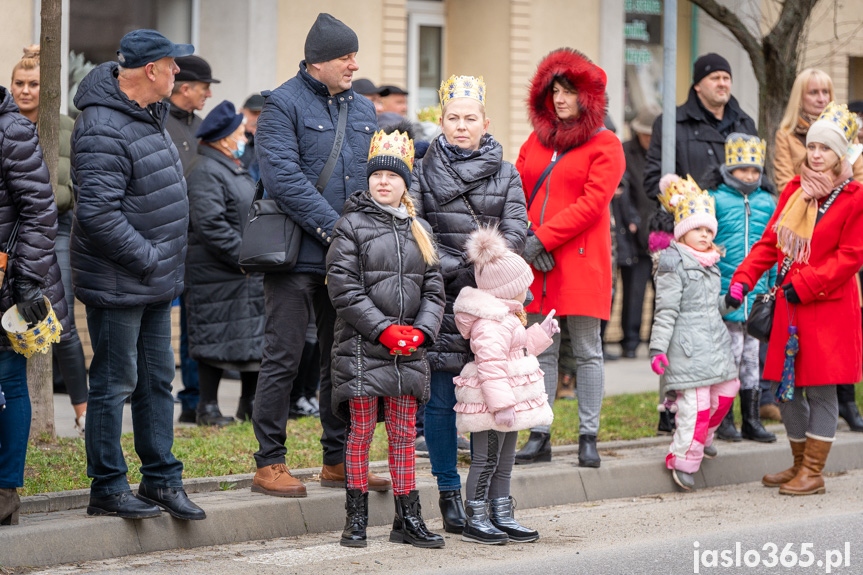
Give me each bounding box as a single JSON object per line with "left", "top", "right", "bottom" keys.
{"left": 175, "top": 55, "right": 220, "bottom": 83}
{"left": 692, "top": 53, "right": 732, "bottom": 85}
{"left": 196, "top": 100, "right": 244, "bottom": 142}
{"left": 304, "top": 13, "right": 359, "bottom": 64}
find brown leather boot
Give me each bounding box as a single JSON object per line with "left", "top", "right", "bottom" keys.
{"left": 762, "top": 439, "right": 806, "bottom": 487}
{"left": 0, "top": 488, "right": 20, "bottom": 525}
{"left": 320, "top": 463, "right": 392, "bottom": 492}
{"left": 251, "top": 464, "right": 307, "bottom": 498}
{"left": 779, "top": 436, "right": 832, "bottom": 496}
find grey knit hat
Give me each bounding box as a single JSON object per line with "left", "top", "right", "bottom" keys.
{"left": 304, "top": 13, "right": 359, "bottom": 64}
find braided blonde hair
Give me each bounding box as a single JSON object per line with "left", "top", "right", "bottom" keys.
{"left": 401, "top": 192, "right": 439, "bottom": 266}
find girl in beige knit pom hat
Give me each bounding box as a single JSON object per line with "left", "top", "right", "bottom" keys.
{"left": 451, "top": 226, "right": 558, "bottom": 545}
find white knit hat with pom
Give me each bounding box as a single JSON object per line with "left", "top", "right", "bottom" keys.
{"left": 466, "top": 227, "right": 535, "bottom": 299}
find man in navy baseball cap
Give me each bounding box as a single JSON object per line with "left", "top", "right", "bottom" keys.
{"left": 117, "top": 29, "right": 194, "bottom": 69}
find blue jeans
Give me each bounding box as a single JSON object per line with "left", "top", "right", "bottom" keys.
{"left": 177, "top": 295, "right": 199, "bottom": 412}
{"left": 424, "top": 371, "right": 461, "bottom": 491}
{"left": 0, "top": 352, "right": 29, "bottom": 488}
{"left": 85, "top": 302, "right": 184, "bottom": 497}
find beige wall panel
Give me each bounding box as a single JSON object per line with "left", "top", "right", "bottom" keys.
{"left": 1, "top": 2, "right": 35, "bottom": 89}
{"left": 798, "top": 0, "right": 863, "bottom": 102}
{"left": 276, "top": 1, "right": 386, "bottom": 87}
{"left": 528, "top": 0, "right": 601, "bottom": 68}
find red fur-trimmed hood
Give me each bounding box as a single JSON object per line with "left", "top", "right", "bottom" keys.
{"left": 527, "top": 48, "right": 607, "bottom": 151}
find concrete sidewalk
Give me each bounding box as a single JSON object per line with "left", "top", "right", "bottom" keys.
{"left": 4, "top": 427, "right": 863, "bottom": 569}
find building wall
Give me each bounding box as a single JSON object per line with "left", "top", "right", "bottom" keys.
{"left": 799, "top": 0, "right": 863, "bottom": 103}
{"left": 1, "top": 1, "right": 36, "bottom": 90}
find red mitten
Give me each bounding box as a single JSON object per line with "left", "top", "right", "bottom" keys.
{"left": 403, "top": 327, "right": 425, "bottom": 350}
{"left": 380, "top": 325, "right": 410, "bottom": 351}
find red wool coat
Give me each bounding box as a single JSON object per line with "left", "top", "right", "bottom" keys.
{"left": 516, "top": 48, "right": 625, "bottom": 318}
{"left": 732, "top": 177, "right": 863, "bottom": 386}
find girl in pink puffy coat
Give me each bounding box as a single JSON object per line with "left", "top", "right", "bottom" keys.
{"left": 452, "top": 227, "right": 558, "bottom": 545}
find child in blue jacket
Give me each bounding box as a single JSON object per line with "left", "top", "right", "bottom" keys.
{"left": 706, "top": 133, "right": 777, "bottom": 444}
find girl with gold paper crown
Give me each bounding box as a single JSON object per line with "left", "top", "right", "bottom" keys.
{"left": 326, "top": 128, "right": 446, "bottom": 548}
{"left": 648, "top": 176, "right": 741, "bottom": 491}
{"left": 732, "top": 103, "right": 863, "bottom": 496}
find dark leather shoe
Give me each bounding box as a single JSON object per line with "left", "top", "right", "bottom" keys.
{"left": 577, "top": 434, "right": 601, "bottom": 468}
{"left": 137, "top": 484, "right": 206, "bottom": 520}
{"left": 838, "top": 401, "right": 863, "bottom": 432}
{"left": 438, "top": 489, "right": 466, "bottom": 533}
{"left": 178, "top": 409, "right": 197, "bottom": 423}
{"left": 87, "top": 491, "right": 161, "bottom": 519}
{"left": 196, "top": 402, "right": 234, "bottom": 427}
{"left": 514, "top": 431, "right": 551, "bottom": 464}
{"left": 235, "top": 396, "right": 254, "bottom": 422}
{"left": 715, "top": 409, "right": 742, "bottom": 442}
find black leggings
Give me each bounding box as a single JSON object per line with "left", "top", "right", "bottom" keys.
{"left": 465, "top": 429, "right": 518, "bottom": 501}
{"left": 198, "top": 362, "right": 258, "bottom": 405}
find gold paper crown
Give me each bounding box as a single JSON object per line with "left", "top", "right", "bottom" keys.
{"left": 671, "top": 176, "right": 715, "bottom": 226}
{"left": 1, "top": 297, "right": 62, "bottom": 358}
{"left": 817, "top": 101, "right": 859, "bottom": 144}
{"left": 725, "top": 135, "right": 766, "bottom": 169}
{"left": 439, "top": 75, "right": 486, "bottom": 108}
{"left": 368, "top": 129, "right": 415, "bottom": 171}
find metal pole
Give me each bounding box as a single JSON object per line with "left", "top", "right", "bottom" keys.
{"left": 661, "top": 0, "right": 677, "bottom": 177}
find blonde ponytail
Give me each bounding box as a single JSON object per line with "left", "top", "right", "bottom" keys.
{"left": 402, "top": 193, "right": 439, "bottom": 266}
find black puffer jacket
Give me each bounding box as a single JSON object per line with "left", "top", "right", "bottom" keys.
{"left": 410, "top": 136, "right": 527, "bottom": 373}
{"left": 184, "top": 145, "right": 264, "bottom": 364}
{"left": 70, "top": 62, "right": 188, "bottom": 307}
{"left": 0, "top": 86, "right": 69, "bottom": 351}
{"left": 327, "top": 190, "right": 445, "bottom": 421}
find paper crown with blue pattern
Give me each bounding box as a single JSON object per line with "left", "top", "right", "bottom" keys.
{"left": 663, "top": 175, "right": 718, "bottom": 240}
{"left": 725, "top": 133, "right": 766, "bottom": 170}
{"left": 817, "top": 101, "right": 858, "bottom": 143}
{"left": 1, "top": 297, "right": 62, "bottom": 358}
{"left": 439, "top": 75, "right": 486, "bottom": 108}
{"left": 367, "top": 129, "right": 415, "bottom": 184}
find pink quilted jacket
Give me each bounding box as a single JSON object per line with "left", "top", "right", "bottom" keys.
{"left": 452, "top": 287, "right": 555, "bottom": 433}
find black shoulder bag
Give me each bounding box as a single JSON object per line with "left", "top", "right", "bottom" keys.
{"left": 746, "top": 180, "right": 847, "bottom": 342}
{"left": 238, "top": 101, "right": 348, "bottom": 273}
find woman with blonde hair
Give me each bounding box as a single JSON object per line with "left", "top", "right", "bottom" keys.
{"left": 10, "top": 45, "right": 88, "bottom": 433}
{"left": 409, "top": 75, "right": 528, "bottom": 534}
{"left": 773, "top": 69, "right": 863, "bottom": 432}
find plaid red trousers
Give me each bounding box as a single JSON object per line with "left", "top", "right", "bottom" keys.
{"left": 347, "top": 395, "right": 417, "bottom": 495}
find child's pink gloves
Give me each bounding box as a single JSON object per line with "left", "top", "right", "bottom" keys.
{"left": 650, "top": 353, "right": 669, "bottom": 375}
{"left": 540, "top": 309, "right": 559, "bottom": 338}
{"left": 494, "top": 407, "right": 516, "bottom": 427}
{"left": 724, "top": 282, "right": 749, "bottom": 309}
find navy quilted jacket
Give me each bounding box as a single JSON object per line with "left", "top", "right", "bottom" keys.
{"left": 70, "top": 62, "right": 188, "bottom": 307}
{"left": 256, "top": 62, "right": 377, "bottom": 275}
{"left": 0, "top": 86, "right": 69, "bottom": 351}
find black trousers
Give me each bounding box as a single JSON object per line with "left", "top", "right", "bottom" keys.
{"left": 619, "top": 258, "right": 652, "bottom": 352}
{"left": 252, "top": 272, "right": 344, "bottom": 467}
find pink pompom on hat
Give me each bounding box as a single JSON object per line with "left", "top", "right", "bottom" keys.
{"left": 465, "top": 227, "right": 534, "bottom": 299}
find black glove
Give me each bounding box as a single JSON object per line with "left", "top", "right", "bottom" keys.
{"left": 12, "top": 277, "right": 48, "bottom": 325}
{"left": 534, "top": 250, "right": 555, "bottom": 272}
{"left": 782, "top": 283, "right": 801, "bottom": 304}
{"left": 724, "top": 292, "right": 742, "bottom": 310}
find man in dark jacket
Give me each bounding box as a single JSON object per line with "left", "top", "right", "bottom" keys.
{"left": 70, "top": 29, "right": 204, "bottom": 521}
{"left": 251, "top": 13, "right": 386, "bottom": 498}
{"left": 643, "top": 53, "right": 758, "bottom": 197}
{"left": 164, "top": 55, "right": 220, "bottom": 425}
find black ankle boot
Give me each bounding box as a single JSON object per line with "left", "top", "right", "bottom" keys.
{"left": 514, "top": 431, "right": 551, "bottom": 464}
{"left": 715, "top": 409, "right": 742, "bottom": 442}
{"left": 389, "top": 490, "right": 444, "bottom": 548}
{"left": 490, "top": 496, "right": 538, "bottom": 542}
{"left": 196, "top": 402, "right": 234, "bottom": 427}
{"left": 0, "top": 488, "right": 20, "bottom": 525}
{"left": 838, "top": 401, "right": 863, "bottom": 432}
{"left": 740, "top": 389, "right": 776, "bottom": 442}
{"left": 577, "top": 434, "right": 601, "bottom": 468}
{"left": 340, "top": 489, "right": 368, "bottom": 547}
{"left": 438, "top": 489, "right": 466, "bottom": 533}
{"left": 462, "top": 499, "right": 508, "bottom": 545}
{"left": 235, "top": 396, "right": 254, "bottom": 422}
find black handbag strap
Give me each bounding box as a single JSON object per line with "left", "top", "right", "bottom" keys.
{"left": 315, "top": 101, "right": 349, "bottom": 194}
{"left": 772, "top": 178, "right": 849, "bottom": 288}
{"left": 3, "top": 219, "right": 21, "bottom": 254}
{"left": 527, "top": 149, "right": 570, "bottom": 210}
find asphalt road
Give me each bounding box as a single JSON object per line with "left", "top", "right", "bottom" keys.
{"left": 30, "top": 467, "right": 863, "bottom": 575}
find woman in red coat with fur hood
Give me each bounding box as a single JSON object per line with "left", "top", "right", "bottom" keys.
{"left": 514, "top": 48, "right": 625, "bottom": 468}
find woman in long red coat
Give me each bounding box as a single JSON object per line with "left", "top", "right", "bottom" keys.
{"left": 731, "top": 102, "right": 863, "bottom": 496}
{"left": 514, "top": 48, "right": 625, "bottom": 467}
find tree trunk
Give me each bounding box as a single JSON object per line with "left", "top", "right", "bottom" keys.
{"left": 29, "top": 0, "right": 63, "bottom": 441}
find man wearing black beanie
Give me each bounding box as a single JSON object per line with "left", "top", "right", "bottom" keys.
{"left": 250, "top": 13, "right": 389, "bottom": 498}
{"left": 642, "top": 52, "right": 758, "bottom": 440}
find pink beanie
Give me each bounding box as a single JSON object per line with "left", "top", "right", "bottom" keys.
{"left": 466, "top": 227, "right": 534, "bottom": 299}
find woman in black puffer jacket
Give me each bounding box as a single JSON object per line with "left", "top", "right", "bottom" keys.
{"left": 327, "top": 128, "right": 445, "bottom": 549}
{"left": 0, "top": 84, "right": 69, "bottom": 526}
{"left": 409, "top": 76, "right": 527, "bottom": 533}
